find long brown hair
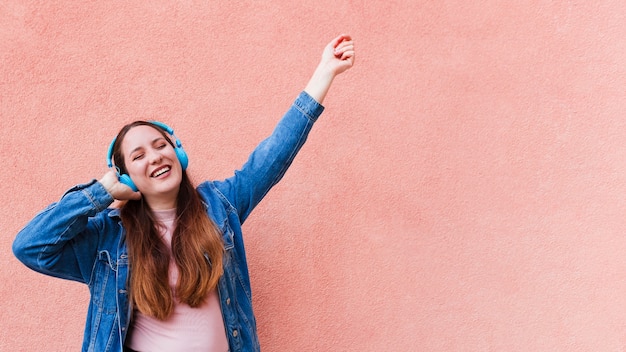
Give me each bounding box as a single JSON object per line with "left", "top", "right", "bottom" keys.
{"left": 112, "top": 121, "right": 224, "bottom": 320}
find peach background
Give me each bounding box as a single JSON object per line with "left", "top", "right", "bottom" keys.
{"left": 2, "top": 1, "right": 626, "bottom": 351}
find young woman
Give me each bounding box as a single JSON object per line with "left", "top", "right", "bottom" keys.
{"left": 12, "top": 34, "right": 355, "bottom": 352}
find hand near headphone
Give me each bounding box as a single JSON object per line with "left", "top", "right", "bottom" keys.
{"left": 99, "top": 169, "right": 142, "bottom": 201}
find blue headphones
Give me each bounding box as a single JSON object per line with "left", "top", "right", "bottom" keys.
{"left": 106, "top": 121, "right": 189, "bottom": 192}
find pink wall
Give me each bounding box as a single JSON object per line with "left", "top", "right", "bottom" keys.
{"left": 3, "top": 1, "right": 626, "bottom": 351}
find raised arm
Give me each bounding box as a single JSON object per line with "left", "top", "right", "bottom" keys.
{"left": 211, "top": 34, "right": 355, "bottom": 222}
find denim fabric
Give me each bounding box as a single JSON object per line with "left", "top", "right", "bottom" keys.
{"left": 13, "top": 91, "right": 324, "bottom": 352}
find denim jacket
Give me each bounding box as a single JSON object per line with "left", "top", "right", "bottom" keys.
{"left": 12, "top": 92, "right": 324, "bottom": 352}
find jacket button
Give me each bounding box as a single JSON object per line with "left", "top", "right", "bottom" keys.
{"left": 226, "top": 298, "right": 230, "bottom": 305}
{"left": 233, "top": 329, "right": 238, "bottom": 337}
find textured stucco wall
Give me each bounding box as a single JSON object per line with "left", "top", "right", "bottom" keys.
{"left": 3, "top": 1, "right": 626, "bottom": 351}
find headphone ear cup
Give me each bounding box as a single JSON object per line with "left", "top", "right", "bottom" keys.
{"left": 119, "top": 174, "right": 138, "bottom": 192}
{"left": 175, "top": 146, "right": 189, "bottom": 170}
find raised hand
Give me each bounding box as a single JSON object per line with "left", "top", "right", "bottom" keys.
{"left": 99, "top": 169, "right": 142, "bottom": 201}
{"left": 304, "top": 34, "right": 356, "bottom": 104}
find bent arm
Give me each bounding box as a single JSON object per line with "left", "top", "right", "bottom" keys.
{"left": 12, "top": 180, "right": 114, "bottom": 283}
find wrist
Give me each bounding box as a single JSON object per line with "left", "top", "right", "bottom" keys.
{"left": 98, "top": 176, "right": 116, "bottom": 196}
{"left": 304, "top": 64, "right": 335, "bottom": 104}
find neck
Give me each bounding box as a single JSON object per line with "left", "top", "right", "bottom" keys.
{"left": 144, "top": 191, "right": 178, "bottom": 210}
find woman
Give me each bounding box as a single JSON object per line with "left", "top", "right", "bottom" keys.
{"left": 12, "top": 34, "right": 355, "bottom": 352}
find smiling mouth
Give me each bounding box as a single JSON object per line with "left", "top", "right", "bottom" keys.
{"left": 151, "top": 166, "right": 171, "bottom": 178}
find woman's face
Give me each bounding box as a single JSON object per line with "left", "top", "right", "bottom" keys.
{"left": 120, "top": 125, "right": 183, "bottom": 208}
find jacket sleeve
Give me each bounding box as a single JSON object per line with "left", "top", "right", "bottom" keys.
{"left": 212, "top": 91, "right": 324, "bottom": 223}
{"left": 12, "top": 180, "right": 115, "bottom": 284}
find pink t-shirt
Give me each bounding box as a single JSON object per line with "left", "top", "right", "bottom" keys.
{"left": 126, "top": 209, "right": 229, "bottom": 352}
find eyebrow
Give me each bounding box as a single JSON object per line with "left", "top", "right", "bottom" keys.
{"left": 128, "top": 137, "right": 167, "bottom": 158}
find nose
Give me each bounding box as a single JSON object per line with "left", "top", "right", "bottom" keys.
{"left": 147, "top": 149, "right": 163, "bottom": 164}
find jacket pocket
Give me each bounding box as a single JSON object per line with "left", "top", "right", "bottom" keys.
{"left": 90, "top": 250, "right": 120, "bottom": 314}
